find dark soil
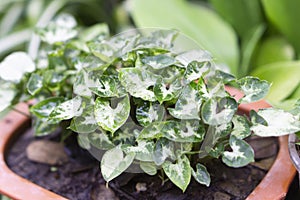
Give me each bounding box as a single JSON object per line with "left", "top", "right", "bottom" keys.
{"left": 6, "top": 128, "right": 278, "bottom": 200}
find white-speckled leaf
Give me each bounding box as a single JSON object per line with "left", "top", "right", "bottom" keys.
{"left": 251, "top": 108, "right": 300, "bottom": 137}
{"left": 123, "top": 140, "right": 154, "bottom": 161}
{"left": 73, "top": 70, "right": 93, "bottom": 97}
{"left": 49, "top": 96, "right": 83, "bottom": 121}
{"left": 168, "top": 83, "right": 202, "bottom": 119}
{"left": 138, "top": 122, "right": 165, "bottom": 140}
{"left": 222, "top": 135, "right": 254, "bottom": 167}
{"left": 88, "top": 74, "right": 119, "bottom": 97}
{"left": 162, "top": 155, "right": 191, "bottom": 192}
{"left": 101, "top": 146, "right": 135, "bottom": 182}
{"left": 237, "top": 76, "right": 270, "bottom": 103}
{"left": 119, "top": 68, "right": 158, "bottom": 101}
{"left": 192, "top": 163, "right": 211, "bottom": 187}
{"left": 88, "top": 130, "right": 115, "bottom": 150}
{"left": 154, "top": 78, "right": 183, "bottom": 103}
{"left": 183, "top": 61, "right": 210, "bottom": 84}
{"left": 94, "top": 95, "right": 130, "bottom": 133}
{"left": 231, "top": 115, "right": 251, "bottom": 139}
{"left": 30, "top": 97, "right": 65, "bottom": 118}
{"left": 136, "top": 101, "right": 165, "bottom": 126}
{"left": 141, "top": 54, "right": 177, "bottom": 69}
{"left": 27, "top": 73, "right": 43, "bottom": 95}
{"left": 153, "top": 138, "right": 175, "bottom": 165}
{"left": 201, "top": 97, "right": 237, "bottom": 126}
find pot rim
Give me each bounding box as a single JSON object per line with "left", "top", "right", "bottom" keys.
{"left": 289, "top": 133, "right": 300, "bottom": 172}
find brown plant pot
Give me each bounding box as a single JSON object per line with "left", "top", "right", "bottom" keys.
{"left": 0, "top": 88, "right": 296, "bottom": 200}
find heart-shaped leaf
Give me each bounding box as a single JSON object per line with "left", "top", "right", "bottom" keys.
{"left": 30, "top": 97, "right": 65, "bottom": 118}
{"left": 140, "top": 162, "right": 157, "bottom": 175}
{"left": 154, "top": 78, "right": 183, "bottom": 103}
{"left": 141, "top": 54, "right": 177, "bottom": 69}
{"left": 136, "top": 101, "right": 165, "bottom": 126}
{"left": 192, "top": 163, "right": 211, "bottom": 187}
{"left": 231, "top": 115, "right": 251, "bottom": 139}
{"left": 183, "top": 61, "right": 210, "bottom": 84}
{"left": 123, "top": 140, "right": 155, "bottom": 162}
{"left": 153, "top": 138, "right": 175, "bottom": 165}
{"left": 88, "top": 130, "right": 115, "bottom": 150}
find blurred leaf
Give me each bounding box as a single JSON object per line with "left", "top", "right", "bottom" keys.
{"left": 129, "top": 0, "right": 239, "bottom": 74}
{"left": 251, "top": 61, "right": 300, "bottom": 103}
{"left": 251, "top": 36, "right": 295, "bottom": 69}
{"left": 261, "top": 0, "right": 300, "bottom": 54}
{"left": 192, "top": 163, "right": 211, "bottom": 187}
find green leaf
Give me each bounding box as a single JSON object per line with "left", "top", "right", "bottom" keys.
{"left": 231, "top": 115, "right": 251, "bottom": 139}
{"left": 88, "top": 130, "right": 115, "bottom": 150}
{"left": 0, "top": 52, "right": 35, "bottom": 82}
{"left": 222, "top": 135, "right": 254, "bottom": 167}
{"left": 77, "top": 133, "right": 91, "bottom": 150}
{"left": 201, "top": 97, "right": 237, "bottom": 126}
{"left": 251, "top": 61, "right": 300, "bottom": 103}
{"left": 49, "top": 96, "right": 83, "bottom": 121}
{"left": 69, "top": 105, "right": 98, "bottom": 134}
{"left": 94, "top": 95, "right": 130, "bottom": 133}
{"left": 237, "top": 76, "right": 270, "bottom": 103}
{"left": 130, "top": 0, "right": 239, "bottom": 74}
{"left": 30, "top": 97, "right": 65, "bottom": 118}
{"left": 119, "top": 68, "right": 158, "bottom": 101}
{"left": 136, "top": 101, "right": 165, "bottom": 126}
{"left": 183, "top": 61, "right": 210, "bottom": 84}
{"left": 153, "top": 138, "right": 175, "bottom": 165}
{"left": 88, "top": 74, "right": 121, "bottom": 97}
{"left": 261, "top": 0, "right": 300, "bottom": 54}
{"left": 168, "top": 83, "right": 202, "bottom": 119}
{"left": 27, "top": 73, "right": 43, "bottom": 95}
{"left": 141, "top": 54, "right": 177, "bottom": 69}
{"left": 140, "top": 162, "right": 157, "bottom": 175}
{"left": 123, "top": 140, "right": 154, "bottom": 162}
{"left": 176, "top": 50, "right": 212, "bottom": 68}
{"left": 251, "top": 108, "right": 300, "bottom": 137}
{"left": 162, "top": 155, "right": 191, "bottom": 192}
{"left": 101, "top": 146, "right": 135, "bottom": 182}
{"left": 154, "top": 78, "right": 183, "bottom": 103}
{"left": 191, "top": 163, "right": 211, "bottom": 187}
{"left": 138, "top": 121, "right": 165, "bottom": 140}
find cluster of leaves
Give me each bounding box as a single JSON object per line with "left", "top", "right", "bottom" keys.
{"left": 1, "top": 15, "right": 300, "bottom": 192}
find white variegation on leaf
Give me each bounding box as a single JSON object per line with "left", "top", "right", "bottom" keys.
{"left": 168, "top": 83, "right": 202, "bottom": 119}
{"left": 88, "top": 74, "right": 119, "bottom": 97}
{"left": 141, "top": 54, "right": 177, "bottom": 69}
{"left": 154, "top": 78, "right": 182, "bottom": 103}
{"left": 237, "top": 76, "right": 270, "bottom": 103}
{"left": 198, "top": 79, "right": 226, "bottom": 100}
{"left": 123, "top": 140, "right": 154, "bottom": 162}
{"left": 77, "top": 133, "right": 91, "bottom": 150}
{"left": 0, "top": 52, "right": 35, "bottom": 82}
{"left": 101, "top": 146, "right": 135, "bottom": 182}
{"left": 136, "top": 101, "right": 165, "bottom": 126}
{"left": 183, "top": 61, "right": 210, "bottom": 84}
{"left": 33, "top": 117, "right": 58, "bottom": 136}
{"left": 94, "top": 95, "right": 130, "bottom": 133}
{"left": 153, "top": 138, "right": 175, "bottom": 165}
{"left": 162, "top": 155, "right": 191, "bottom": 192}
{"left": 88, "top": 130, "right": 115, "bottom": 150}
{"left": 49, "top": 96, "right": 83, "bottom": 121}
{"left": 231, "top": 115, "right": 251, "bottom": 139}
{"left": 138, "top": 122, "right": 165, "bottom": 140}
{"left": 222, "top": 135, "right": 254, "bottom": 167}
{"left": 192, "top": 163, "right": 211, "bottom": 187}
{"left": 73, "top": 70, "right": 93, "bottom": 97}
{"left": 140, "top": 162, "right": 157, "bottom": 175}
{"left": 27, "top": 73, "right": 43, "bottom": 95}
{"left": 176, "top": 50, "right": 212, "bottom": 68}
{"left": 30, "top": 97, "right": 65, "bottom": 119}
{"left": 251, "top": 108, "right": 300, "bottom": 137}
{"left": 201, "top": 97, "right": 237, "bottom": 126}
{"left": 119, "top": 68, "right": 158, "bottom": 101}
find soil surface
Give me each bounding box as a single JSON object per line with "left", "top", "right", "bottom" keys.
{"left": 6, "top": 128, "right": 278, "bottom": 200}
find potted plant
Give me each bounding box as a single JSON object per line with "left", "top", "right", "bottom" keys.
{"left": 1, "top": 14, "right": 300, "bottom": 199}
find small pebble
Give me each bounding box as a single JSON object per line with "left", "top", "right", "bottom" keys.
{"left": 136, "top": 182, "right": 147, "bottom": 192}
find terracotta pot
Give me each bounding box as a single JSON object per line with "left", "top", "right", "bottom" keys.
{"left": 0, "top": 88, "right": 296, "bottom": 200}
{"left": 289, "top": 134, "right": 300, "bottom": 187}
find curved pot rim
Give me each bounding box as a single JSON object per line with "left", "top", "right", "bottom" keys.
{"left": 0, "top": 88, "right": 296, "bottom": 200}
{"left": 288, "top": 134, "right": 300, "bottom": 172}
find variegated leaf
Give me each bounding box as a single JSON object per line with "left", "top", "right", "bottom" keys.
{"left": 88, "top": 74, "right": 120, "bottom": 97}
{"left": 136, "top": 101, "right": 165, "bottom": 126}
{"left": 251, "top": 108, "right": 300, "bottom": 137}
{"left": 123, "top": 140, "right": 154, "bottom": 162}
{"left": 27, "top": 73, "right": 43, "bottom": 95}
{"left": 49, "top": 96, "right": 83, "bottom": 121}
{"left": 141, "top": 54, "right": 177, "bottom": 69}
{"left": 140, "top": 162, "right": 157, "bottom": 175}
{"left": 69, "top": 105, "right": 98, "bottom": 133}
{"left": 176, "top": 50, "right": 212, "bottom": 68}
{"left": 138, "top": 122, "right": 165, "bottom": 140}
{"left": 222, "top": 135, "right": 254, "bottom": 167}
{"left": 162, "top": 155, "right": 191, "bottom": 192}
{"left": 153, "top": 138, "right": 175, "bottom": 165}
{"left": 88, "top": 130, "right": 115, "bottom": 150}
{"left": 183, "top": 61, "right": 210, "bottom": 84}
{"left": 154, "top": 78, "right": 183, "bottom": 103}
{"left": 101, "top": 146, "right": 135, "bottom": 182}
{"left": 201, "top": 97, "right": 237, "bottom": 126}
{"left": 191, "top": 163, "right": 211, "bottom": 187}
{"left": 30, "top": 97, "right": 65, "bottom": 118}
{"left": 73, "top": 70, "right": 93, "bottom": 97}
{"left": 94, "top": 95, "right": 130, "bottom": 133}
{"left": 231, "top": 115, "right": 251, "bottom": 139}
{"left": 237, "top": 76, "right": 270, "bottom": 103}
{"left": 168, "top": 82, "right": 202, "bottom": 119}
{"left": 119, "top": 68, "right": 158, "bottom": 101}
